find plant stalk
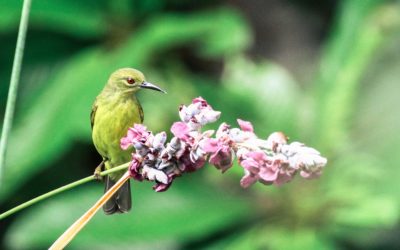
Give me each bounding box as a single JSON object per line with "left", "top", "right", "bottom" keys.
{"left": 0, "top": 162, "right": 130, "bottom": 220}
{"left": 49, "top": 171, "right": 131, "bottom": 250}
{"left": 0, "top": 0, "right": 32, "bottom": 186}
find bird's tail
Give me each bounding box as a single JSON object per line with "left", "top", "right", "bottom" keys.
{"left": 103, "top": 176, "right": 132, "bottom": 214}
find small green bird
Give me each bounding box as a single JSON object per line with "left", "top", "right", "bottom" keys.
{"left": 91, "top": 68, "right": 165, "bottom": 214}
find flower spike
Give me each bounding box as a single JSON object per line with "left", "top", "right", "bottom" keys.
{"left": 121, "top": 97, "right": 327, "bottom": 192}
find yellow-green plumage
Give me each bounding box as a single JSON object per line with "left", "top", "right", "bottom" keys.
{"left": 92, "top": 89, "right": 143, "bottom": 180}
{"left": 91, "top": 68, "right": 164, "bottom": 214}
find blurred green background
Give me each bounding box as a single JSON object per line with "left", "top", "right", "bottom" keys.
{"left": 1, "top": 0, "right": 400, "bottom": 249}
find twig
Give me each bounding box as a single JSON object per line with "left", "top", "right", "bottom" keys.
{"left": 0, "top": 162, "right": 130, "bottom": 220}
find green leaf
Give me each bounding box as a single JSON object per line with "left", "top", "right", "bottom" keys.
{"left": 209, "top": 226, "right": 335, "bottom": 250}
{"left": 333, "top": 196, "right": 398, "bottom": 228}
{"left": 4, "top": 174, "right": 251, "bottom": 249}
{"left": 195, "top": 8, "right": 251, "bottom": 57}
{"left": 0, "top": 0, "right": 108, "bottom": 38}
{"left": 221, "top": 55, "right": 301, "bottom": 137}
{"left": 313, "top": 1, "right": 399, "bottom": 151}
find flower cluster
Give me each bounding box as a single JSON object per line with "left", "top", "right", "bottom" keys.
{"left": 121, "top": 97, "right": 327, "bottom": 192}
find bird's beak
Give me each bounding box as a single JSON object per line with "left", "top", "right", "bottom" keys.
{"left": 140, "top": 81, "right": 167, "bottom": 93}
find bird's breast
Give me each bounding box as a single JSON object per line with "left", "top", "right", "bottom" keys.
{"left": 92, "top": 96, "right": 142, "bottom": 165}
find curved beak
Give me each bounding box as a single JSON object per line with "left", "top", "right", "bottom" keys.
{"left": 140, "top": 81, "right": 167, "bottom": 93}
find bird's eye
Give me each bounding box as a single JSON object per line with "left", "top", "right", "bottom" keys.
{"left": 126, "top": 78, "right": 135, "bottom": 85}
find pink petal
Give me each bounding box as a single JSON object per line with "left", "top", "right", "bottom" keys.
{"left": 170, "top": 122, "right": 190, "bottom": 140}
{"left": 153, "top": 132, "right": 167, "bottom": 149}
{"left": 124, "top": 124, "right": 152, "bottom": 146}
{"left": 246, "top": 151, "right": 267, "bottom": 162}
{"left": 300, "top": 170, "right": 321, "bottom": 179}
{"left": 216, "top": 123, "right": 230, "bottom": 138}
{"left": 120, "top": 137, "right": 132, "bottom": 150}
{"left": 192, "top": 96, "right": 208, "bottom": 106}
{"left": 179, "top": 105, "right": 190, "bottom": 122}
{"left": 274, "top": 173, "right": 293, "bottom": 186}
{"left": 259, "top": 168, "right": 279, "bottom": 181}
{"left": 178, "top": 154, "right": 206, "bottom": 172}
{"left": 239, "top": 158, "right": 260, "bottom": 173}
{"left": 202, "top": 110, "right": 221, "bottom": 123}
{"left": 129, "top": 155, "right": 143, "bottom": 181}
{"left": 267, "top": 132, "right": 288, "bottom": 145}
{"left": 209, "top": 147, "right": 233, "bottom": 172}
{"left": 133, "top": 124, "right": 148, "bottom": 134}
{"left": 126, "top": 127, "right": 135, "bottom": 138}
{"left": 237, "top": 119, "right": 254, "bottom": 132}
{"left": 200, "top": 138, "right": 219, "bottom": 153}
{"left": 153, "top": 182, "right": 172, "bottom": 192}
{"left": 240, "top": 171, "right": 258, "bottom": 188}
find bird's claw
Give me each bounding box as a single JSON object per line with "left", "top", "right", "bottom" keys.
{"left": 94, "top": 161, "right": 105, "bottom": 181}
{"left": 94, "top": 169, "right": 103, "bottom": 181}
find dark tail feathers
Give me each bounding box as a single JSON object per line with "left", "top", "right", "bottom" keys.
{"left": 103, "top": 176, "right": 132, "bottom": 215}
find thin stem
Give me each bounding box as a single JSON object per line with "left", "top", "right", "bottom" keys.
{"left": 0, "top": 162, "right": 130, "bottom": 220}
{"left": 0, "top": 0, "right": 32, "bottom": 186}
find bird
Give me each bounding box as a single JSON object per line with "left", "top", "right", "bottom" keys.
{"left": 90, "top": 68, "right": 165, "bottom": 214}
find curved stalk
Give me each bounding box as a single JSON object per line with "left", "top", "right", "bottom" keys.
{"left": 0, "top": 162, "right": 130, "bottom": 220}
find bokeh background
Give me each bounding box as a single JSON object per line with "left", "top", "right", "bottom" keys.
{"left": 1, "top": 0, "right": 400, "bottom": 249}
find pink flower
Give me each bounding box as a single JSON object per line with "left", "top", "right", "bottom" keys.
{"left": 274, "top": 172, "right": 294, "bottom": 186}
{"left": 237, "top": 119, "right": 254, "bottom": 132}
{"left": 120, "top": 137, "right": 133, "bottom": 150}
{"left": 152, "top": 132, "right": 167, "bottom": 150}
{"left": 198, "top": 109, "right": 221, "bottom": 125}
{"left": 178, "top": 151, "right": 206, "bottom": 172}
{"left": 258, "top": 160, "right": 283, "bottom": 185}
{"left": 192, "top": 96, "right": 208, "bottom": 106}
{"left": 178, "top": 96, "right": 221, "bottom": 130}
{"left": 267, "top": 132, "right": 288, "bottom": 145}
{"left": 122, "top": 96, "right": 327, "bottom": 196}
{"left": 238, "top": 151, "right": 295, "bottom": 187}
{"left": 281, "top": 142, "right": 327, "bottom": 178}
{"left": 240, "top": 170, "right": 258, "bottom": 188}
{"left": 129, "top": 154, "right": 143, "bottom": 181}
{"left": 239, "top": 151, "right": 266, "bottom": 174}
{"left": 209, "top": 146, "right": 233, "bottom": 172}
{"left": 201, "top": 137, "right": 234, "bottom": 172}
{"left": 216, "top": 123, "right": 230, "bottom": 138}
{"left": 153, "top": 169, "right": 181, "bottom": 192}
{"left": 120, "top": 124, "right": 151, "bottom": 150}
{"left": 266, "top": 132, "right": 288, "bottom": 152}
{"left": 227, "top": 120, "right": 257, "bottom": 143}
{"left": 142, "top": 165, "right": 168, "bottom": 184}
{"left": 153, "top": 182, "right": 172, "bottom": 192}
{"left": 171, "top": 122, "right": 191, "bottom": 141}
{"left": 258, "top": 165, "right": 279, "bottom": 183}
{"left": 300, "top": 170, "right": 321, "bottom": 179}
{"left": 200, "top": 138, "right": 219, "bottom": 152}
{"left": 179, "top": 103, "right": 201, "bottom": 123}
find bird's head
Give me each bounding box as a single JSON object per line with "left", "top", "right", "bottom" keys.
{"left": 107, "top": 68, "right": 166, "bottom": 94}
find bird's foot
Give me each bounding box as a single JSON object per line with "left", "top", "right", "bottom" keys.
{"left": 94, "top": 161, "right": 105, "bottom": 181}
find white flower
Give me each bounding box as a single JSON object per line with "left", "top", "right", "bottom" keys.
{"left": 153, "top": 132, "right": 167, "bottom": 150}
{"left": 142, "top": 165, "right": 169, "bottom": 184}
{"left": 281, "top": 142, "right": 327, "bottom": 176}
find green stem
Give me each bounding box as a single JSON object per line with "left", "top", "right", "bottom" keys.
{"left": 0, "top": 0, "right": 32, "bottom": 185}
{"left": 0, "top": 162, "right": 130, "bottom": 220}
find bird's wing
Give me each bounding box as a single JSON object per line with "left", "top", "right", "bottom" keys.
{"left": 90, "top": 99, "right": 98, "bottom": 130}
